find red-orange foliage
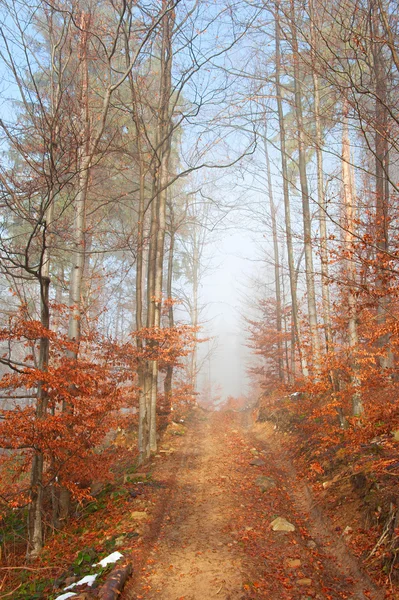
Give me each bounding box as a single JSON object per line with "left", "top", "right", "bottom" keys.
{"left": 0, "top": 313, "right": 197, "bottom": 514}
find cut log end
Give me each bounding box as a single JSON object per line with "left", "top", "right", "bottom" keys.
{"left": 97, "top": 563, "right": 133, "bottom": 600}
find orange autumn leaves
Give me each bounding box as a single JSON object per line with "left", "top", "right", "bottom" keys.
{"left": 0, "top": 310, "right": 197, "bottom": 512}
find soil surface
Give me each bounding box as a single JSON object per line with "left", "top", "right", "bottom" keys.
{"left": 122, "top": 410, "right": 386, "bottom": 600}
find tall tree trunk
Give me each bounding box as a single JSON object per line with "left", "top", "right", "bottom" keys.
{"left": 164, "top": 212, "right": 175, "bottom": 410}
{"left": 150, "top": 155, "right": 171, "bottom": 451}
{"left": 290, "top": 0, "right": 322, "bottom": 376}
{"left": 148, "top": 0, "right": 175, "bottom": 453}
{"left": 190, "top": 222, "right": 199, "bottom": 393}
{"left": 60, "top": 14, "right": 91, "bottom": 521}
{"left": 28, "top": 244, "right": 52, "bottom": 558}
{"left": 275, "top": 6, "right": 308, "bottom": 379}
{"left": 309, "top": 0, "right": 333, "bottom": 353}
{"left": 59, "top": 150, "right": 90, "bottom": 523}
{"left": 28, "top": 279, "right": 50, "bottom": 557}
{"left": 67, "top": 156, "right": 90, "bottom": 358}
{"left": 142, "top": 174, "right": 159, "bottom": 461}
{"left": 127, "top": 64, "right": 151, "bottom": 463}
{"left": 137, "top": 167, "right": 149, "bottom": 462}
{"left": 28, "top": 205, "right": 52, "bottom": 558}
{"left": 342, "top": 105, "right": 363, "bottom": 417}
{"left": 281, "top": 258, "right": 291, "bottom": 375}
{"left": 372, "top": 3, "right": 393, "bottom": 370}
{"left": 264, "top": 133, "right": 284, "bottom": 382}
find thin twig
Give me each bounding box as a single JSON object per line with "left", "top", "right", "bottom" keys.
{"left": 215, "top": 581, "right": 225, "bottom": 595}
{"left": 0, "top": 583, "right": 21, "bottom": 598}
{"left": 0, "top": 566, "right": 55, "bottom": 571}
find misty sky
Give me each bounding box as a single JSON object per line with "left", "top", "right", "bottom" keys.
{"left": 197, "top": 219, "right": 266, "bottom": 403}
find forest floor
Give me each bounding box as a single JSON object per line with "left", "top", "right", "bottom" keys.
{"left": 120, "top": 409, "right": 386, "bottom": 600}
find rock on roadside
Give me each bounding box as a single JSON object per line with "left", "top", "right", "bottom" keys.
{"left": 255, "top": 475, "right": 276, "bottom": 492}
{"left": 131, "top": 511, "right": 149, "bottom": 521}
{"left": 270, "top": 517, "right": 295, "bottom": 532}
{"left": 250, "top": 458, "right": 266, "bottom": 467}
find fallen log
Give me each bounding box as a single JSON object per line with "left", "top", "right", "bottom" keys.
{"left": 97, "top": 563, "right": 133, "bottom": 600}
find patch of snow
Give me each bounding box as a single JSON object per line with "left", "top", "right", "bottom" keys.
{"left": 65, "top": 574, "right": 98, "bottom": 590}
{"left": 95, "top": 551, "right": 123, "bottom": 568}
{"left": 55, "top": 593, "right": 77, "bottom": 600}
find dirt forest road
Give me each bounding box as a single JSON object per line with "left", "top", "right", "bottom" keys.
{"left": 122, "top": 411, "right": 385, "bottom": 600}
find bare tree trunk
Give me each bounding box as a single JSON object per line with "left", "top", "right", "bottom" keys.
{"left": 290, "top": 0, "right": 321, "bottom": 376}
{"left": 275, "top": 7, "right": 308, "bottom": 379}
{"left": 60, "top": 15, "right": 91, "bottom": 520}
{"left": 190, "top": 222, "right": 199, "bottom": 392}
{"left": 149, "top": 1, "right": 174, "bottom": 453}
{"left": 58, "top": 151, "right": 90, "bottom": 523}
{"left": 281, "top": 257, "right": 290, "bottom": 375}
{"left": 372, "top": 4, "right": 394, "bottom": 370}
{"left": 164, "top": 211, "right": 175, "bottom": 409}
{"left": 264, "top": 133, "right": 284, "bottom": 382}
{"left": 28, "top": 199, "right": 53, "bottom": 557}
{"left": 127, "top": 65, "right": 151, "bottom": 463}
{"left": 150, "top": 157, "right": 171, "bottom": 451}
{"left": 137, "top": 167, "right": 149, "bottom": 462}
{"left": 142, "top": 175, "right": 159, "bottom": 461}
{"left": 309, "top": 0, "right": 333, "bottom": 353}
{"left": 28, "top": 283, "right": 50, "bottom": 558}
{"left": 67, "top": 157, "right": 90, "bottom": 357}
{"left": 342, "top": 106, "right": 363, "bottom": 417}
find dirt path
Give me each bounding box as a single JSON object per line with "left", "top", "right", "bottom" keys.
{"left": 122, "top": 411, "right": 385, "bottom": 600}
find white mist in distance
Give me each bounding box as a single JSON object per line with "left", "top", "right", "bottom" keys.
{"left": 197, "top": 223, "right": 266, "bottom": 406}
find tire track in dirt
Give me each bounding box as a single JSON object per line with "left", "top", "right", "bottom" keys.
{"left": 123, "top": 413, "right": 245, "bottom": 600}
{"left": 122, "top": 411, "right": 386, "bottom": 600}
{"left": 248, "top": 418, "right": 385, "bottom": 600}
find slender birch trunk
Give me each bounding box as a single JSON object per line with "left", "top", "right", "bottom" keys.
{"left": 342, "top": 106, "right": 363, "bottom": 417}
{"left": 127, "top": 66, "right": 151, "bottom": 462}
{"left": 150, "top": 153, "right": 171, "bottom": 451}
{"left": 28, "top": 203, "right": 53, "bottom": 558}
{"left": 290, "top": 0, "right": 322, "bottom": 376}
{"left": 309, "top": 0, "right": 333, "bottom": 353}
{"left": 164, "top": 211, "right": 175, "bottom": 409}
{"left": 190, "top": 222, "right": 199, "bottom": 392}
{"left": 275, "top": 7, "right": 308, "bottom": 379}
{"left": 136, "top": 167, "right": 149, "bottom": 461}
{"left": 148, "top": 0, "right": 174, "bottom": 453}
{"left": 372, "top": 5, "right": 394, "bottom": 370}
{"left": 264, "top": 133, "right": 284, "bottom": 382}
{"left": 60, "top": 13, "right": 91, "bottom": 520}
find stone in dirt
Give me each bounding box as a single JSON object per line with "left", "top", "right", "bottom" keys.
{"left": 285, "top": 558, "right": 301, "bottom": 568}
{"left": 250, "top": 458, "right": 266, "bottom": 467}
{"left": 307, "top": 540, "right": 317, "bottom": 549}
{"left": 297, "top": 578, "right": 312, "bottom": 586}
{"left": 255, "top": 475, "right": 276, "bottom": 492}
{"left": 270, "top": 517, "right": 295, "bottom": 532}
{"left": 131, "top": 511, "right": 149, "bottom": 521}
{"left": 114, "top": 536, "right": 126, "bottom": 547}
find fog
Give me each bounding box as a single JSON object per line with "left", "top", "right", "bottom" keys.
{"left": 197, "top": 220, "right": 265, "bottom": 404}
